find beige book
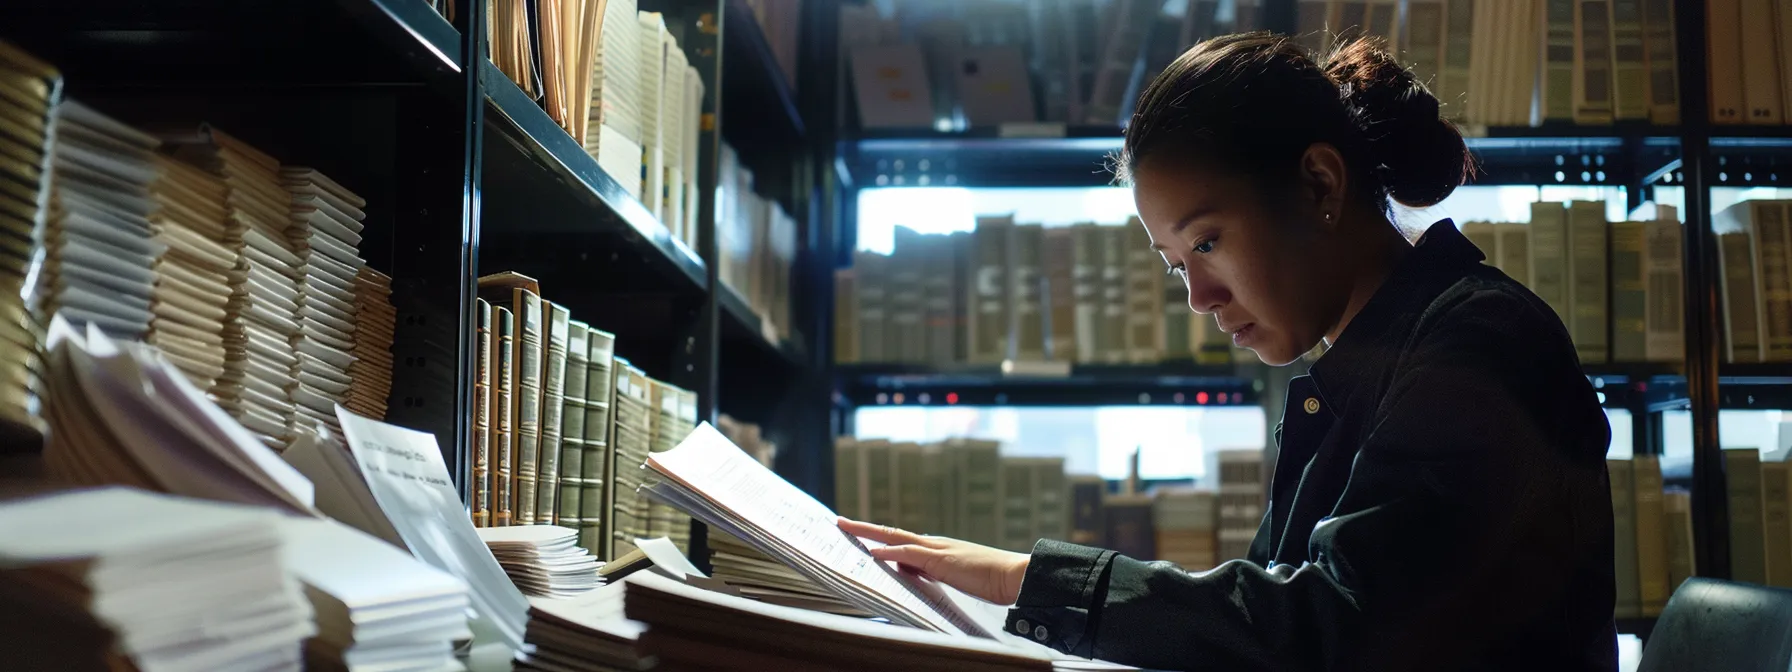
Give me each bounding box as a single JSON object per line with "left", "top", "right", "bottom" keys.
{"left": 558, "top": 320, "right": 590, "bottom": 527}
{"left": 473, "top": 298, "right": 494, "bottom": 527}
{"left": 1663, "top": 490, "right": 1696, "bottom": 593}
{"left": 1641, "top": 0, "right": 1679, "bottom": 123}
{"left": 1763, "top": 461, "right": 1792, "bottom": 588}
{"left": 1633, "top": 456, "right": 1669, "bottom": 616}
{"left": 535, "top": 302, "right": 570, "bottom": 525}
{"left": 1530, "top": 202, "right": 1571, "bottom": 326}
{"left": 1609, "top": 458, "right": 1640, "bottom": 618}
{"left": 494, "top": 306, "right": 516, "bottom": 526}
{"left": 1498, "top": 224, "right": 1531, "bottom": 287}
{"left": 1610, "top": 221, "right": 1647, "bottom": 362}
{"left": 1568, "top": 201, "right": 1609, "bottom": 363}
{"left": 1709, "top": 0, "right": 1745, "bottom": 124}
{"left": 1573, "top": 0, "right": 1617, "bottom": 124}
{"left": 1741, "top": 0, "right": 1783, "bottom": 123}
{"left": 1610, "top": 0, "right": 1649, "bottom": 120}
{"left": 580, "top": 328, "right": 616, "bottom": 557}
{"left": 1717, "top": 229, "right": 1764, "bottom": 362}
{"left": 1728, "top": 449, "right": 1767, "bottom": 584}
{"left": 1644, "top": 219, "right": 1684, "bottom": 362}
{"left": 1123, "top": 219, "right": 1164, "bottom": 363}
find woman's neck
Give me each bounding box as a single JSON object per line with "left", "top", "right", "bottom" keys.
{"left": 1323, "top": 215, "right": 1413, "bottom": 346}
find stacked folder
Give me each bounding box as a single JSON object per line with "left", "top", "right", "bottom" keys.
{"left": 623, "top": 572, "right": 1053, "bottom": 671}
{"left": 0, "top": 42, "right": 57, "bottom": 446}
{"left": 477, "top": 525, "right": 602, "bottom": 597}
{"left": 347, "top": 268, "right": 395, "bottom": 419}
{"left": 146, "top": 153, "right": 235, "bottom": 392}
{"left": 165, "top": 128, "right": 303, "bottom": 449}
{"left": 280, "top": 516, "right": 471, "bottom": 672}
{"left": 516, "top": 579, "right": 649, "bottom": 672}
{"left": 281, "top": 167, "right": 367, "bottom": 437}
{"left": 41, "top": 101, "right": 159, "bottom": 341}
{"left": 706, "top": 531, "right": 869, "bottom": 617}
{"left": 0, "top": 487, "right": 315, "bottom": 671}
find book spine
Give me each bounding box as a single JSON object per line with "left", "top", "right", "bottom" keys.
{"left": 1013, "top": 225, "right": 1046, "bottom": 361}
{"left": 1633, "top": 455, "right": 1670, "bottom": 616}
{"left": 1610, "top": 221, "right": 1647, "bottom": 362}
{"left": 1569, "top": 201, "right": 1610, "bottom": 363}
{"left": 1719, "top": 227, "right": 1764, "bottom": 362}
{"left": 864, "top": 441, "right": 893, "bottom": 525}
{"left": 1740, "top": 0, "right": 1784, "bottom": 123}
{"left": 537, "top": 303, "right": 570, "bottom": 524}
{"left": 1498, "top": 224, "right": 1532, "bottom": 286}
{"left": 495, "top": 306, "right": 516, "bottom": 526}
{"left": 1610, "top": 0, "right": 1649, "bottom": 120}
{"left": 559, "top": 321, "right": 590, "bottom": 527}
{"left": 1763, "top": 461, "right": 1792, "bottom": 588}
{"left": 1664, "top": 490, "right": 1697, "bottom": 592}
{"left": 1756, "top": 203, "right": 1792, "bottom": 360}
{"left": 1100, "top": 225, "right": 1128, "bottom": 364}
{"left": 1573, "top": 0, "right": 1617, "bottom": 124}
{"left": 834, "top": 438, "right": 863, "bottom": 520}
{"left": 1710, "top": 0, "right": 1745, "bottom": 124}
{"left": 1001, "top": 458, "right": 1035, "bottom": 552}
{"left": 971, "top": 218, "right": 1012, "bottom": 363}
{"left": 1034, "top": 459, "right": 1069, "bottom": 545}
{"left": 926, "top": 235, "right": 958, "bottom": 364}
{"left": 514, "top": 290, "right": 544, "bottom": 525}
{"left": 857, "top": 252, "right": 886, "bottom": 363}
{"left": 1640, "top": 0, "right": 1679, "bottom": 124}
{"left": 582, "top": 330, "right": 617, "bottom": 556}
{"left": 1044, "top": 228, "right": 1078, "bottom": 362}
{"left": 473, "top": 298, "right": 493, "bottom": 527}
{"left": 1163, "top": 263, "right": 1193, "bottom": 359}
{"left": 1644, "top": 220, "right": 1685, "bottom": 362}
{"left": 1124, "top": 219, "right": 1164, "bottom": 363}
{"left": 1609, "top": 458, "right": 1640, "bottom": 618}
{"left": 1727, "top": 450, "right": 1767, "bottom": 584}
{"left": 1072, "top": 224, "right": 1101, "bottom": 363}
{"left": 1530, "top": 203, "right": 1570, "bottom": 327}
{"left": 833, "top": 268, "right": 859, "bottom": 364}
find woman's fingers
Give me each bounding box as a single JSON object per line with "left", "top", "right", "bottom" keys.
{"left": 837, "top": 517, "right": 930, "bottom": 546}
{"left": 867, "top": 544, "right": 951, "bottom": 576}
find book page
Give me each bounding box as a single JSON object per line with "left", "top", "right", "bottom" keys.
{"left": 645, "top": 423, "right": 989, "bottom": 637}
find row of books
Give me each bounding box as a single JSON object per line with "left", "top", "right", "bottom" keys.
{"left": 1715, "top": 199, "right": 1792, "bottom": 363}
{"left": 488, "top": 0, "right": 705, "bottom": 250}
{"left": 472, "top": 272, "right": 698, "bottom": 562}
{"left": 832, "top": 438, "right": 1070, "bottom": 553}
{"left": 1461, "top": 202, "right": 1685, "bottom": 364}
{"left": 0, "top": 43, "right": 397, "bottom": 451}
{"left": 828, "top": 217, "right": 1274, "bottom": 367}
{"left": 1066, "top": 449, "right": 1269, "bottom": 571}
{"left": 718, "top": 144, "right": 798, "bottom": 341}
{"left": 1610, "top": 456, "right": 1697, "bottom": 619}
{"left": 1708, "top": 0, "right": 1792, "bottom": 125}
{"left": 1724, "top": 448, "right": 1792, "bottom": 594}
{"left": 1300, "top": 0, "right": 1682, "bottom": 127}
{"left": 842, "top": 0, "right": 1268, "bottom": 128}
{"left": 718, "top": 413, "right": 778, "bottom": 468}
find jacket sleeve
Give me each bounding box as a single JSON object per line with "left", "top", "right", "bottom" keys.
{"left": 1003, "top": 291, "right": 1608, "bottom": 671}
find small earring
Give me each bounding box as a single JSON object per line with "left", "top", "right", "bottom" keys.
{"left": 1324, "top": 212, "right": 1334, "bottom": 222}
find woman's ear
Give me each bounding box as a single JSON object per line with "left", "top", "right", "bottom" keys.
{"left": 1300, "top": 143, "right": 1349, "bottom": 230}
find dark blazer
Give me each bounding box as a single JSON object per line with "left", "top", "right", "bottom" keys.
{"left": 1004, "top": 220, "right": 1617, "bottom": 671}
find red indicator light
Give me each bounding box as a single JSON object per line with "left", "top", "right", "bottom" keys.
{"left": 946, "top": 392, "right": 959, "bottom": 405}
{"left": 1196, "top": 391, "right": 1210, "bottom": 405}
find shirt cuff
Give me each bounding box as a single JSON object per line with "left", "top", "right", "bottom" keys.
{"left": 1003, "top": 539, "right": 1116, "bottom": 657}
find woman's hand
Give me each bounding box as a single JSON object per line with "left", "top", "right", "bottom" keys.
{"left": 837, "top": 517, "right": 1031, "bottom": 605}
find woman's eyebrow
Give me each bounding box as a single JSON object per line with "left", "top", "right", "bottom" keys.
{"left": 1149, "top": 207, "right": 1215, "bottom": 250}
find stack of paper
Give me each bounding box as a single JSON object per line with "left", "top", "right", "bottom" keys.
{"left": 707, "top": 530, "right": 870, "bottom": 617}
{"left": 164, "top": 127, "right": 302, "bottom": 449}
{"left": 0, "top": 487, "right": 314, "bottom": 671}
{"left": 279, "top": 516, "right": 471, "bottom": 672}
{"left": 586, "top": 0, "right": 644, "bottom": 198}
{"left": 41, "top": 101, "right": 160, "bottom": 341}
{"left": 288, "top": 406, "right": 529, "bottom": 654}
{"left": 516, "top": 579, "right": 649, "bottom": 672}
{"left": 346, "top": 268, "right": 395, "bottom": 419}
{"left": 476, "top": 525, "right": 602, "bottom": 597}
{"left": 622, "top": 571, "right": 1052, "bottom": 671}
{"left": 0, "top": 42, "right": 57, "bottom": 446}
{"left": 280, "top": 167, "right": 367, "bottom": 438}
{"left": 145, "top": 152, "right": 235, "bottom": 392}
{"left": 609, "top": 361, "right": 653, "bottom": 556}
{"left": 39, "top": 315, "right": 318, "bottom": 516}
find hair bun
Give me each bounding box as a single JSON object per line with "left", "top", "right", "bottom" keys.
{"left": 1322, "top": 38, "right": 1471, "bottom": 208}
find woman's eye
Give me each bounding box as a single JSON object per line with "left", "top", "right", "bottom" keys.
{"left": 1193, "top": 240, "right": 1215, "bottom": 254}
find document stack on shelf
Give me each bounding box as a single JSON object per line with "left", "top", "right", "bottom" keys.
{"left": 476, "top": 525, "right": 602, "bottom": 597}
{"left": 516, "top": 578, "right": 650, "bottom": 672}
{"left": 622, "top": 571, "right": 1054, "bottom": 671}
{"left": 280, "top": 167, "right": 369, "bottom": 438}
{"left": 0, "top": 42, "right": 58, "bottom": 446}
{"left": 706, "top": 530, "right": 871, "bottom": 617}
{"left": 41, "top": 101, "right": 159, "bottom": 341}
{"left": 279, "top": 516, "right": 471, "bottom": 672}
{"left": 39, "top": 316, "right": 317, "bottom": 516}
{"left": 145, "top": 150, "right": 235, "bottom": 394}
{"left": 163, "top": 127, "right": 303, "bottom": 450}
{"left": 0, "top": 487, "right": 314, "bottom": 672}
{"left": 589, "top": 0, "right": 646, "bottom": 200}
{"left": 346, "top": 268, "right": 395, "bottom": 419}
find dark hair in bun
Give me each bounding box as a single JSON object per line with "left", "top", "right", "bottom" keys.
{"left": 1116, "top": 33, "right": 1471, "bottom": 211}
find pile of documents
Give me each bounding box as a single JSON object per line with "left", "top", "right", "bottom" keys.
{"left": 39, "top": 315, "right": 317, "bottom": 516}
{"left": 0, "top": 487, "right": 314, "bottom": 671}
{"left": 281, "top": 167, "right": 367, "bottom": 437}
{"left": 293, "top": 407, "right": 530, "bottom": 653}
{"left": 623, "top": 571, "right": 1052, "bottom": 671}
{"left": 476, "top": 525, "right": 602, "bottom": 597}
{"left": 280, "top": 516, "right": 471, "bottom": 672}
{"left": 165, "top": 127, "right": 303, "bottom": 449}
{"left": 346, "top": 267, "right": 395, "bottom": 419}
{"left": 146, "top": 150, "right": 235, "bottom": 393}
{"left": 706, "top": 530, "right": 869, "bottom": 617}
{"left": 517, "top": 579, "right": 649, "bottom": 671}
{"left": 0, "top": 42, "right": 56, "bottom": 445}
{"left": 41, "top": 100, "right": 159, "bottom": 341}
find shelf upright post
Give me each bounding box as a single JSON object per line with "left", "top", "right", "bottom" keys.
{"left": 783, "top": 0, "right": 845, "bottom": 503}
{"left": 1673, "top": 0, "right": 1729, "bottom": 580}
{"left": 386, "top": 0, "right": 485, "bottom": 495}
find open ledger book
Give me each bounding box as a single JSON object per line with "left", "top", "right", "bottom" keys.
{"left": 644, "top": 423, "right": 1117, "bottom": 666}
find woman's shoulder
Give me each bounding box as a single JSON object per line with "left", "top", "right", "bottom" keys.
{"left": 1405, "top": 265, "right": 1583, "bottom": 371}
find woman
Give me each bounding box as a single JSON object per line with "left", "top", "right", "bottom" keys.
{"left": 839, "top": 34, "right": 1615, "bottom": 671}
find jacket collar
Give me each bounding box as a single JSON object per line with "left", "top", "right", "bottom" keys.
{"left": 1305, "top": 219, "right": 1484, "bottom": 412}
